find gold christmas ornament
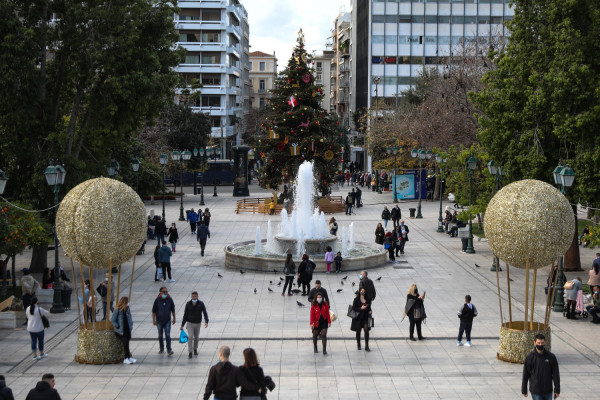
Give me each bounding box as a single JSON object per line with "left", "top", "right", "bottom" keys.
{"left": 324, "top": 150, "right": 334, "bottom": 160}
{"left": 484, "top": 179, "right": 574, "bottom": 270}
{"left": 56, "top": 178, "right": 146, "bottom": 270}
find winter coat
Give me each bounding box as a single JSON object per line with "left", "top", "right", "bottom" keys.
{"left": 522, "top": 349, "right": 560, "bottom": 395}
{"left": 390, "top": 206, "right": 401, "bottom": 220}
{"left": 152, "top": 295, "right": 175, "bottom": 324}
{"left": 359, "top": 277, "right": 376, "bottom": 301}
{"left": 0, "top": 379, "right": 15, "bottom": 400}
{"left": 167, "top": 227, "right": 179, "bottom": 243}
{"left": 24, "top": 381, "right": 61, "bottom": 400}
{"left": 309, "top": 301, "right": 331, "bottom": 328}
{"left": 381, "top": 209, "right": 391, "bottom": 220}
{"left": 181, "top": 300, "right": 209, "bottom": 326}
{"left": 203, "top": 361, "right": 259, "bottom": 400}
{"left": 111, "top": 307, "right": 133, "bottom": 336}
{"left": 298, "top": 260, "right": 315, "bottom": 284}
{"left": 155, "top": 221, "right": 167, "bottom": 236}
{"left": 565, "top": 279, "right": 582, "bottom": 301}
{"left": 375, "top": 226, "right": 385, "bottom": 244}
{"left": 308, "top": 287, "right": 329, "bottom": 303}
{"left": 158, "top": 245, "right": 172, "bottom": 263}
{"left": 197, "top": 224, "right": 211, "bottom": 241}
{"left": 457, "top": 303, "right": 478, "bottom": 323}
{"left": 21, "top": 275, "right": 39, "bottom": 295}
{"left": 239, "top": 365, "right": 266, "bottom": 398}
{"left": 350, "top": 294, "right": 372, "bottom": 331}
{"left": 187, "top": 211, "right": 198, "bottom": 223}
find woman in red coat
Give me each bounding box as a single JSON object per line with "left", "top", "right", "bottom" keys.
{"left": 310, "top": 293, "right": 331, "bottom": 355}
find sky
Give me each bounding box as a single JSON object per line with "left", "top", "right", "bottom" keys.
{"left": 243, "top": 0, "right": 351, "bottom": 70}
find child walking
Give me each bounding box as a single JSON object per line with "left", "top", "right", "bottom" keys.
{"left": 334, "top": 252, "right": 343, "bottom": 273}
{"left": 324, "top": 246, "right": 334, "bottom": 274}
{"left": 457, "top": 294, "right": 478, "bottom": 347}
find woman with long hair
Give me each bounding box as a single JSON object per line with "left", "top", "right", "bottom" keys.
{"left": 111, "top": 296, "right": 135, "bottom": 364}
{"left": 588, "top": 259, "right": 600, "bottom": 292}
{"left": 375, "top": 223, "right": 385, "bottom": 245}
{"left": 351, "top": 287, "right": 372, "bottom": 351}
{"left": 329, "top": 217, "right": 338, "bottom": 236}
{"left": 238, "top": 348, "right": 266, "bottom": 400}
{"left": 26, "top": 297, "right": 49, "bottom": 360}
{"left": 282, "top": 253, "right": 296, "bottom": 296}
{"left": 310, "top": 293, "right": 331, "bottom": 354}
{"left": 167, "top": 223, "right": 179, "bottom": 252}
{"left": 403, "top": 284, "right": 426, "bottom": 341}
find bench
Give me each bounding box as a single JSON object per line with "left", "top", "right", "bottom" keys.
{"left": 36, "top": 288, "right": 54, "bottom": 305}
{"left": 0, "top": 296, "right": 16, "bottom": 329}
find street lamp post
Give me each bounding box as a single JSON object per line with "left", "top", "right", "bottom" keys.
{"left": 386, "top": 146, "right": 399, "bottom": 202}
{"left": 106, "top": 160, "right": 119, "bottom": 178}
{"left": 435, "top": 154, "right": 447, "bottom": 233}
{"left": 45, "top": 163, "right": 67, "bottom": 314}
{"left": 487, "top": 160, "right": 504, "bottom": 271}
{"left": 159, "top": 153, "right": 168, "bottom": 221}
{"left": 131, "top": 158, "right": 140, "bottom": 193}
{"left": 213, "top": 148, "right": 221, "bottom": 197}
{"left": 172, "top": 150, "right": 191, "bottom": 221}
{"left": 465, "top": 156, "right": 477, "bottom": 254}
{"left": 411, "top": 149, "right": 431, "bottom": 219}
{"left": 194, "top": 148, "right": 207, "bottom": 206}
{"left": 0, "top": 169, "right": 6, "bottom": 195}
{"left": 552, "top": 163, "right": 575, "bottom": 312}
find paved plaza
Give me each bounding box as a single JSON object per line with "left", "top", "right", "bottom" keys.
{"left": 0, "top": 183, "right": 599, "bottom": 399}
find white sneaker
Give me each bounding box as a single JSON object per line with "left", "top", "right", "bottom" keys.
{"left": 123, "top": 358, "right": 133, "bottom": 364}
{"left": 39, "top": 353, "right": 48, "bottom": 358}
{"left": 33, "top": 355, "right": 41, "bottom": 360}
{"left": 169, "top": 279, "right": 175, "bottom": 282}
{"left": 129, "top": 357, "right": 137, "bottom": 363}
{"left": 457, "top": 341, "right": 462, "bottom": 346}
{"left": 465, "top": 342, "right": 472, "bottom": 347}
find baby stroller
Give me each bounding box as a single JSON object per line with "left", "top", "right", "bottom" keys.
{"left": 563, "top": 289, "right": 589, "bottom": 319}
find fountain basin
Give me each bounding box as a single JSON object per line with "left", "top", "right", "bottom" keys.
{"left": 225, "top": 240, "right": 387, "bottom": 272}
{"left": 273, "top": 235, "right": 338, "bottom": 255}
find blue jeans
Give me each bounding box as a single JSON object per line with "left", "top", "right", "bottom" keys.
{"left": 102, "top": 301, "right": 114, "bottom": 320}
{"left": 30, "top": 330, "right": 44, "bottom": 352}
{"left": 531, "top": 393, "right": 553, "bottom": 400}
{"left": 156, "top": 234, "right": 165, "bottom": 246}
{"left": 157, "top": 321, "right": 172, "bottom": 352}
{"left": 383, "top": 219, "right": 389, "bottom": 229}
{"left": 458, "top": 321, "right": 472, "bottom": 342}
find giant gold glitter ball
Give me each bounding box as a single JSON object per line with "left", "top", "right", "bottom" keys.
{"left": 56, "top": 178, "right": 146, "bottom": 270}
{"left": 484, "top": 179, "right": 574, "bottom": 270}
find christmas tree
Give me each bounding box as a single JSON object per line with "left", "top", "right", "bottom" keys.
{"left": 256, "top": 29, "right": 340, "bottom": 196}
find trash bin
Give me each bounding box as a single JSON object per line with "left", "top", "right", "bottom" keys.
{"left": 461, "top": 238, "right": 468, "bottom": 251}
{"left": 409, "top": 208, "right": 416, "bottom": 218}
{"left": 61, "top": 285, "right": 73, "bottom": 310}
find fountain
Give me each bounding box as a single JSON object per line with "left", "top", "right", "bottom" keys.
{"left": 225, "top": 161, "right": 387, "bottom": 271}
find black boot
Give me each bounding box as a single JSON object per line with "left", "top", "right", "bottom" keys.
{"left": 313, "top": 339, "right": 318, "bottom": 353}
{"left": 357, "top": 341, "right": 361, "bottom": 350}
{"left": 322, "top": 338, "right": 327, "bottom": 355}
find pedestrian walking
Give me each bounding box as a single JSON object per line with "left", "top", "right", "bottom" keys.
{"left": 355, "top": 187, "right": 362, "bottom": 208}
{"left": 297, "top": 254, "right": 315, "bottom": 295}
{"left": 181, "top": 291, "right": 209, "bottom": 359}
{"left": 282, "top": 253, "right": 296, "bottom": 296}
{"left": 25, "top": 297, "right": 49, "bottom": 360}
{"left": 334, "top": 252, "right": 343, "bottom": 273}
{"left": 359, "top": 271, "right": 377, "bottom": 302}
{"left": 239, "top": 348, "right": 267, "bottom": 400}
{"left": 403, "top": 284, "right": 426, "bottom": 341}
{"left": 203, "top": 208, "right": 211, "bottom": 227}
{"left": 97, "top": 272, "right": 115, "bottom": 320}
{"left": 155, "top": 217, "right": 167, "bottom": 246}
{"left": 375, "top": 223, "right": 384, "bottom": 245}
{"left": 167, "top": 223, "right": 179, "bottom": 252}
{"left": 111, "top": 296, "right": 136, "bottom": 364}
{"left": 203, "top": 346, "right": 260, "bottom": 400}
{"left": 381, "top": 206, "right": 391, "bottom": 229}
{"left": 383, "top": 231, "right": 395, "bottom": 261}
{"left": 565, "top": 276, "right": 582, "bottom": 319}
{"left": 521, "top": 333, "right": 560, "bottom": 399}
{"left": 158, "top": 240, "right": 175, "bottom": 282}
{"left": 329, "top": 217, "right": 338, "bottom": 236}
{"left": 398, "top": 220, "right": 410, "bottom": 255}
{"left": 197, "top": 221, "right": 211, "bottom": 257}
{"left": 152, "top": 287, "right": 176, "bottom": 356}
{"left": 187, "top": 208, "right": 198, "bottom": 234}
{"left": 324, "top": 246, "right": 334, "bottom": 274}
{"left": 345, "top": 192, "right": 353, "bottom": 215}
{"left": 351, "top": 287, "right": 372, "bottom": 351}
{"left": 0, "top": 375, "right": 14, "bottom": 400}
{"left": 21, "top": 268, "right": 39, "bottom": 313}
{"left": 457, "top": 294, "right": 478, "bottom": 347}
{"left": 25, "top": 374, "right": 60, "bottom": 400}
{"left": 308, "top": 280, "right": 329, "bottom": 303}
{"left": 310, "top": 292, "right": 331, "bottom": 354}
{"left": 153, "top": 244, "right": 161, "bottom": 281}
{"left": 391, "top": 204, "right": 401, "bottom": 228}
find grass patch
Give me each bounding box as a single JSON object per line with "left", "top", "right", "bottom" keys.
{"left": 472, "top": 225, "right": 485, "bottom": 238}
{"left": 0, "top": 285, "right": 22, "bottom": 304}
{"left": 578, "top": 219, "right": 592, "bottom": 236}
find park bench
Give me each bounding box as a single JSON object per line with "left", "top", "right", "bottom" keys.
{"left": 0, "top": 296, "right": 16, "bottom": 329}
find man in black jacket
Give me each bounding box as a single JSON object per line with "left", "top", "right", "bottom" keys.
{"left": 181, "top": 291, "right": 209, "bottom": 359}
{"left": 0, "top": 375, "right": 15, "bottom": 400}
{"left": 522, "top": 334, "right": 560, "bottom": 399}
{"left": 25, "top": 374, "right": 61, "bottom": 400}
{"left": 152, "top": 287, "right": 176, "bottom": 356}
{"left": 197, "top": 221, "right": 211, "bottom": 256}
{"left": 308, "top": 280, "right": 329, "bottom": 303}
{"left": 391, "top": 204, "right": 401, "bottom": 228}
{"left": 203, "top": 346, "right": 259, "bottom": 400}
{"left": 359, "top": 271, "right": 376, "bottom": 302}
{"left": 457, "top": 295, "right": 478, "bottom": 347}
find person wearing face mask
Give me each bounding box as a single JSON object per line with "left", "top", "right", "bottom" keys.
{"left": 586, "top": 285, "right": 600, "bottom": 324}
{"left": 152, "top": 287, "right": 176, "bottom": 356}
{"left": 167, "top": 223, "right": 179, "bottom": 252}
{"left": 351, "top": 288, "right": 372, "bottom": 351}
{"left": 111, "top": 296, "right": 135, "bottom": 364}
{"left": 403, "top": 284, "right": 426, "bottom": 341}
{"left": 310, "top": 293, "right": 331, "bottom": 354}
{"left": 398, "top": 220, "right": 410, "bottom": 255}
{"left": 522, "top": 333, "right": 560, "bottom": 399}
{"left": 181, "top": 291, "right": 209, "bottom": 359}
{"left": 358, "top": 270, "right": 376, "bottom": 302}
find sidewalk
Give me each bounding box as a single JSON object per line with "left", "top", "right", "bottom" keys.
{"left": 0, "top": 183, "right": 598, "bottom": 399}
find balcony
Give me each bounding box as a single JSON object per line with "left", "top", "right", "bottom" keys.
{"left": 174, "top": 20, "right": 226, "bottom": 31}
{"left": 227, "top": 25, "right": 241, "bottom": 39}
{"left": 178, "top": 42, "right": 226, "bottom": 52}
{"left": 339, "top": 63, "right": 350, "bottom": 73}
{"left": 339, "top": 78, "right": 349, "bottom": 88}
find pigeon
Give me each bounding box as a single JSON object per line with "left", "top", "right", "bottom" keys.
{"left": 475, "top": 264, "right": 481, "bottom": 268}
{"left": 376, "top": 277, "right": 382, "bottom": 281}
{"left": 509, "top": 278, "right": 514, "bottom": 282}
{"left": 342, "top": 276, "right": 348, "bottom": 280}
{"left": 341, "top": 281, "right": 344, "bottom": 285}
{"left": 269, "top": 280, "right": 273, "bottom": 285}
{"left": 296, "top": 301, "right": 305, "bottom": 307}
{"left": 337, "top": 289, "right": 343, "bottom": 293}
{"left": 352, "top": 282, "right": 355, "bottom": 287}
{"left": 268, "top": 287, "right": 273, "bottom": 292}
{"left": 217, "top": 273, "right": 223, "bottom": 278}
{"left": 280, "top": 277, "right": 284, "bottom": 281}
{"left": 277, "top": 281, "right": 282, "bottom": 286}
{"left": 292, "top": 289, "right": 301, "bottom": 294}
{"left": 254, "top": 288, "right": 257, "bottom": 294}
{"left": 240, "top": 270, "right": 245, "bottom": 274}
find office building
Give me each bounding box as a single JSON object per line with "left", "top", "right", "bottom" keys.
{"left": 312, "top": 50, "right": 335, "bottom": 112}
{"left": 249, "top": 51, "right": 277, "bottom": 111}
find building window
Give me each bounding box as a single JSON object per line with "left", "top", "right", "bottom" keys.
{"left": 184, "top": 52, "right": 200, "bottom": 64}
{"left": 259, "top": 62, "right": 266, "bottom": 71}
{"left": 259, "top": 98, "right": 266, "bottom": 109}
{"left": 202, "top": 32, "right": 221, "bottom": 43}
{"left": 259, "top": 80, "right": 266, "bottom": 91}
{"left": 202, "top": 74, "right": 221, "bottom": 86}
{"left": 202, "top": 10, "right": 220, "bottom": 21}
{"left": 211, "top": 117, "right": 221, "bottom": 128}
{"left": 179, "top": 32, "right": 200, "bottom": 42}
{"left": 201, "top": 52, "right": 221, "bottom": 64}
{"left": 202, "top": 95, "right": 221, "bottom": 107}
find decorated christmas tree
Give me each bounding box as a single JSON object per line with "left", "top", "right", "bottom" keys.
{"left": 256, "top": 29, "right": 340, "bottom": 196}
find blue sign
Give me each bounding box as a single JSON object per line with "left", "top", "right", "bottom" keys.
{"left": 392, "top": 169, "right": 426, "bottom": 200}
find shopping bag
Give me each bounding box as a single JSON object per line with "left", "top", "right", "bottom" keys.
{"left": 179, "top": 329, "right": 188, "bottom": 344}
{"left": 156, "top": 268, "right": 163, "bottom": 280}
{"left": 330, "top": 310, "right": 338, "bottom": 322}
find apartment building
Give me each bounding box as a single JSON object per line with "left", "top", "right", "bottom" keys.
{"left": 249, "top": 51, "right": 277, "bottom": 111}
{"left": 174, "top": 0, "right": 250, "bottom": 159}
{"left": 312, "top": 51, "right": 335, "bottom": 113}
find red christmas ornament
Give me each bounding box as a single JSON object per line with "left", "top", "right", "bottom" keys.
{"left": 336, "top": 121, "right": 339, "bottom": 125}
{"left": 316, "top": 121, "right": 320, "bottom": 125}
{"left": 288, "top": 112, "right": 291, "bottom": 115}
{"left": 302, "top": 74, "right": 311, "bottom": 83}
{"left": 318, "top": 115, "right": 322, "bottom": 118}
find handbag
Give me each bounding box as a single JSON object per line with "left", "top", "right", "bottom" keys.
{"left": 368, "top": 317, "right": 374, "bottom": 328}
{"left": 179, "top": 329, "right": 188, "bottom": 344}
{"left": 264, "top": 375, "right": 276, "bottom": 392}
{"left": 347, "top": 304, "right": 359, "bottom": 319}
{"left": 329, "top": 310, "right": 338, "bottom": 322}
{"left": 39, "top": 308, "right": 50, "bottom": 329}
{"left": 563, "top": 281, "right": 574, "bottom": 290}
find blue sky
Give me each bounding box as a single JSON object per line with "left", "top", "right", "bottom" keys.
{"left": 243, "top": 0, "right": 350, "bottom": 69}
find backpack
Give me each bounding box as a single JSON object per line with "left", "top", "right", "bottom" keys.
{"left": 306, "top": 261, "right": 315, "bottom": 274}
{"left": 96, "top": 284, "right": 107, "bottom": 298}
{"left": 283, "top": 264, "right": 291, "bottom": 275}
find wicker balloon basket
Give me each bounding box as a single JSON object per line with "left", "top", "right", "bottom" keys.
{"left": 497, "top": 321, "right": 551, "bottom": 364}
{"left": 74, "top": 324, "right": 124, "bottom": 364}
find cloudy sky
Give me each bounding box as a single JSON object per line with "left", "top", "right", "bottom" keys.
{"left": 243, "top": 0, "right": 351, "bottom": 69}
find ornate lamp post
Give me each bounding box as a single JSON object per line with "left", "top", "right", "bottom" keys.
{"left": 411, "top": 148, "right": 431, "bottom": 219}
{"left": 194, "top": 148, "right": 207, "bottom": 206}
{"left": 131, "top": 158, "right": 140, "bottom": 193}
{"left": 435, "top": 154, "right": 447, "bottom": 233}
{"left": 45, "top": 163, "right": 67, "bottom": 314}
{"left": 386, "top": 146, "right": 399, "bottom": 202}
{"left": 172, "top": 150, "right": 191, "bottom": 221}
{"left": 159, "top": 153, "right": 168, "bottom": 221}
{"left": 552, "top": 163, "right": 575, "bottom": 312}
{"left": 487, "top": 160, "right": 505, "bottom": 271}
{"left": 0, "top": 169, "right": 6, "bottom": 195}
{"left": 465, "top": 156, "right": 477, "bottom": 254}
{"left": 106, "top": 160, "right": 119, "bottom": 178}
{"left": 213, "top": 148, "right": 221, "bottom": 197}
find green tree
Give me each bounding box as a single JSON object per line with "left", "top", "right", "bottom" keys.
{"left": 255, "top": 30, "right": 340, "bottom": 196}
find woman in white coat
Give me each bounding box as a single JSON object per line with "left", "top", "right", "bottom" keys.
{"left": 26, "top": 297, "right": 50, "bottom": 360}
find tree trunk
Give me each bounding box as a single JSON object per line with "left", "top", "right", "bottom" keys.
{"left": 29, "top": 245, "right": 48, "bottom": 274}
{"left": 11, "top": 256, "right": 16, "bottom": 288}
{"left": 433, "top": 166, "right": 440, "bottom": 201}
{"left": 565, "top": 205, "right": 581, "bottom": 271}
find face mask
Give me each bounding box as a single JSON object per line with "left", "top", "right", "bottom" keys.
{"left": 360, "top": 292, "right": 365, "bottom": 296}
{"left": 595, "top": 292, "right": 599, "bottom": 294}
{"left": 317, "top": 298, "right": 322, "bottom": 303}
{"left": 105, "top": 278, "right": 109, "bottom": 282}
{"left": 535, "top": 345, "right": 544, "bottom": 351}
{"left": 127, "top": 303, "right": 130, "bottom": 307}
{"left": 161, "top": 294, "right": 167, "bottom": 299}
{"left": 359, "top": 275, "right": 363, "bottom": 280}
{"left": 192, "top": 299, "right": 198, "bottom": 303}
